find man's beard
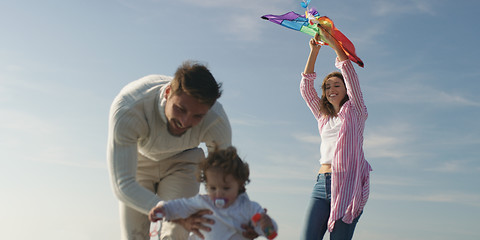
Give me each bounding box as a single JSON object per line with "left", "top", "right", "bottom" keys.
{"left": 166, "top": 119, "right": 187, "bottom": 137}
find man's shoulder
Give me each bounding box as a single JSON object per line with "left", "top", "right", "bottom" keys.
{"left": 121, "top": 75, "right": 172, "bottom": 93}
{"left": 109, "top": 75, "right": 171, "bottom": 119}
{"left": 201, "top": 101, "right": 229, "bottom": 125}
{"left": 209, "top": 101, "right": 226, "bottom": 114}
{"left": 114, "top": 75, "right": 171, "bottom": 104}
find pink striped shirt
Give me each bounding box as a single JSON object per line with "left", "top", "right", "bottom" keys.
{"left": 300, "top": 58, "right": 372, "bottom": 232}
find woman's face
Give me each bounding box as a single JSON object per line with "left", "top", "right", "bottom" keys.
{"left": 324, "top": 76, "right": 347, "bottom": 108}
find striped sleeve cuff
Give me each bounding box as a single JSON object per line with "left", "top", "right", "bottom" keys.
{"left": 301, "top": 72, "right": 316, "bottom": 80}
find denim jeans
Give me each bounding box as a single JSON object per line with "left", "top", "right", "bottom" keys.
{"left": 302, "top": 173, "right": 362, "bottom": 240}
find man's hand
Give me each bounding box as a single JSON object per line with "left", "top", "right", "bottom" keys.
{"left": 173, "top": 209, "right": 214, "bottom": 239}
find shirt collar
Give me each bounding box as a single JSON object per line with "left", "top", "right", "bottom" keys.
{"left": 157, "top": 83, "right": 170, "bottom": 123}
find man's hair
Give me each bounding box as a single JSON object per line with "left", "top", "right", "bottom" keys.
{"left": 170, "top": 60, "right": 222, "bottom": 106}
{"left": 320, "top": 71, "right": 349, "bottom": 117}
{"left": 197, "top": 146, "right": 250, "bottom": 194}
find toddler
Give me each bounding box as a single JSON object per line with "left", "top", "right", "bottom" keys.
{"left": 149, "top": 146, "right": 278, "bottom": 240}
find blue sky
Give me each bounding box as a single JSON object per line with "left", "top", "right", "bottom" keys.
{"left": 1, "top": 0, "right": 479, "bottom": 239}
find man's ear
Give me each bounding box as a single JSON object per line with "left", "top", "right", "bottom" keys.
{"left": 165, "top": 85, "right": 171, "bottom": 99}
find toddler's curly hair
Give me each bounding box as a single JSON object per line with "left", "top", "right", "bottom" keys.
{"left": 197, "top": 146, "right": 250, "bottom": 194}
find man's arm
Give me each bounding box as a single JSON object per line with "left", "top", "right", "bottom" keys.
{"left": 107, "top": 103, "right": 160, "bottom": 214}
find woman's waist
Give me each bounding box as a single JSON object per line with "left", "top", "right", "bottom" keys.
{"left": 318, "top": 164, "right": 332, "bottom": 174}
{"left": 318, "top": 159, "right": 372, "bottom": 175}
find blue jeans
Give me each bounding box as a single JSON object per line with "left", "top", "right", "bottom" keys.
{"left": 302, "top": 173, "right": 362, "bottom": 240}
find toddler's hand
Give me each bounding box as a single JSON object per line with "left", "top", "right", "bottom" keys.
{"left": 148, "top": 205, "right": 165, "bottom": 222}
{"left": 251, "top": 211, "right": 277, "bottom": 239}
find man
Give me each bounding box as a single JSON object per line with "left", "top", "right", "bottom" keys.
{"left": 107, "top": 61, "right": 233, "bottom": 239}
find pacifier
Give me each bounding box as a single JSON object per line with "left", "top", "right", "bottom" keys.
{"left": 214, "top": 198, "right": 227, "bottom": 208}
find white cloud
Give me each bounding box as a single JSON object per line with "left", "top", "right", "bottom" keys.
{"left": 230, "top": 113, "right": 290, "bottom": 127}
{"left": 0, "top": 108, "right": 56, "bottom": 135}
{"left": 426, "top": 161, "right": 462, "bottom": 173}
{"left": 364, "top": 132, "right": 408, "bottom": 159}
{"left": 435, "top": 90, "right": 480, "bottom": 107}
{"left": 178, "top": 0, "right": 287, "bottom": 12}
{"left": 182, "top": 0, "right": 289, "bottom": 42}
{"left": 350, "top": 21, "right": 388, "bottom": 48}
{"left": 292, "top": 132, "right": 321, "bottom": 144}
{"left": 426, "top": 159, "right": 480, "bottom": 173}
{"left": 0, "top": 108, "right": 105, "bottom": 169}
{"left": 371, "top": 0, "right": 436, "bottom": 16}
{"left": 4, "top": 64, "right": 23, "bottom": 72}
{"left": 367, "top": 80, "right": 480, "bottom": 107}
{"left": 363, "top": 120, "right": 422, "bottom": 162}
{"left": 372, "top": 174, "right": 427, "bottom": 187}
{"left": 37, "top": 154, "right": 106, "bottom": 169}
{"left": 117, "top": 0, "right": 292, "bottom": 42}
{"left": 221, "top": 13, "right": 264, "bottom": 42}
{"left": 230, "top": 117, "right": 266, "bottom": 127}
{"left": 372, "top": 191, "right": 480, "bottom": 207}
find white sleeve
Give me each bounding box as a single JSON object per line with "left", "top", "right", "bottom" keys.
{"left": 107, "top": 99, "right": 160, "bottom": 214}
{"left": 162, "top": 195, "right": 208, "bottom": 221}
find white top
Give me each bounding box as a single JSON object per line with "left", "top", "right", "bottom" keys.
{"left": 319, "top": 116, "right": 342, "bottom": 164}
{"left": 160, "top": 193, "right": 278, "bottom": 240}
{"left": 107, "top": 75, "right": 232, "bottom": 214}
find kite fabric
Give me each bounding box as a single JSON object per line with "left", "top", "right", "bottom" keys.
{"left": 261, "top": 9, "right": 364, "bottom": 67}
{"left": 301, "top": 0, "right": 311, "bottom": 8}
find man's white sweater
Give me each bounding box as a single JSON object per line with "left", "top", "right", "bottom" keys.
{"left": 107, "top": 75, "right": 232, "bottom": 214}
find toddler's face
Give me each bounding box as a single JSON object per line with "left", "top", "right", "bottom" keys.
{"left": 205, "top": 169, "right": 240, "bottom": 208}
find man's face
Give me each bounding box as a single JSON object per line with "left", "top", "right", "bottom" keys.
{"left": 164, "top": 86, "right": 211, "bottom": 136}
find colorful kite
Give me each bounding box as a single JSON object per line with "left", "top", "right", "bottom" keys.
{"left": 261, "top": 7, "right": 364, "bottom": 67}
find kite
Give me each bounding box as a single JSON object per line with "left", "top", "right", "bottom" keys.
{"left": 261, "top": 6, "right": 364, "bottom": 67}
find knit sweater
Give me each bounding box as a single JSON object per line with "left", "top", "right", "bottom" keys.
{"left": 107, "top": 74, "right": 232, "bottom": 214}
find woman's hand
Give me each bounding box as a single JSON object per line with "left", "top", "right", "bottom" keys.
{"left": 317, "top": 25, "right": 337, "bottom": 47}
{"left": 304, "top": 33, "right": 321, "bottom": 74}
{"left": 309, "top": 33, "right": 322, "bottom": 51}
{"left": 318, "top": 25, "right": 348, "bottom": 61}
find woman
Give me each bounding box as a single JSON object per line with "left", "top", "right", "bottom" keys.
{"left": 300, "top": 28, "right": 372, "bottom": 240}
